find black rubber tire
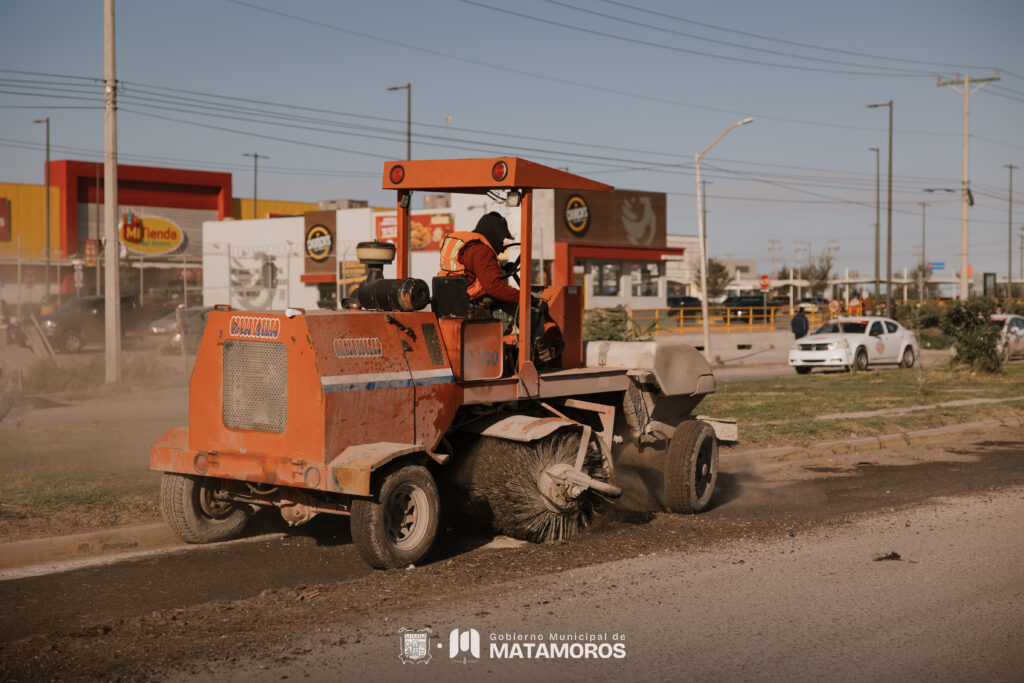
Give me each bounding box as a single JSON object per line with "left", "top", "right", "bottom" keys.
{"left": 663, "top": 420, "right": 718, "bottom": 514}
{"left": 795, "top": 366, "right": 812, "bottom": 375}
{"left": 160, "top": 473, "right": 248, "bottom": 544}
{"left": 350, "top": 464, "right": 440, "bottom": 570}
{"left": 61, "top": 330, "right": 84, "bottom": 353}
{"left": 852, "top": 347, "right": 869, "bottom": 372}
{"left": 899, "top": 346, "right": 915, "bottom": 368}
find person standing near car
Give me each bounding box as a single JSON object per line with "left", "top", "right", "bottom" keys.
{"left": 791, "top": 309, "right": 809, "bottom": 339}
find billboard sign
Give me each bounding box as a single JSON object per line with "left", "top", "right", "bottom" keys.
{"left": 119, "top": 213, "right": 186, "bottom": 256}
{"left": 374, "top": 212, "right": 454, "bottom": 252}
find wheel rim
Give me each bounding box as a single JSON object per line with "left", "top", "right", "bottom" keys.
{"left": 856, "top": 351, "right": 867, "bottom": 370}
{"left": 385, "top": 483, "right": 430, "bottom": 551}
{"left": 197, "top": 482, "right": 235, "bottom": 520}
{"left": 694, "top": 438, "right": 715, "bottom": 499}
{"left": 904, "top": 348, "right": 913, "bottom": 366}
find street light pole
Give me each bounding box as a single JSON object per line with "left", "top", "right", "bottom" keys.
{"left": 695, "top": 117, "right": 754, "bottom": 362}
{"left": 243, "top": 153, "right": 268, "bottom": 219}
{"left": 387, "top": 83, "right": 411, "bottom": 160}
{"left": 869, "top": 146, "right": 880, "bottom": 299}
{"left": 868, "top": 101, "right": 893, "bottom": 310}
{"left": 33, "top": 117, "right": 51, "bottom": 301}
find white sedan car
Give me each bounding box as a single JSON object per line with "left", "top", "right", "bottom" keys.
{"left": 788, "top": 316, "right": 919, "bottom": 374}
{"left": 991, "top": 313, "right": 1024, "bottom": 360}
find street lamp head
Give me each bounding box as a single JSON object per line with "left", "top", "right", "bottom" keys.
{"left": 387, "top": 83, "right": 410, "bottom": 91}
{"left": 739, "top": 117, "right": 754, "bottom": 125}
{"left": 33, "top": 118, "right": 48, "bottom": 124}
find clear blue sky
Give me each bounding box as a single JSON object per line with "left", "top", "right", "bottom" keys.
{"left": 2, "top": 0, "right": 1023, "bottom": 288}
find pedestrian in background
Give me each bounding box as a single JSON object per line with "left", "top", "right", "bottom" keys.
{"left": 791, "top": 309, "right": 809, "bottom": 339}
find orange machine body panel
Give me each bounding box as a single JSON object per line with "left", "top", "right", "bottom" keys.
{"left": 151, "top": 307, "right": 460, "bottom": 495}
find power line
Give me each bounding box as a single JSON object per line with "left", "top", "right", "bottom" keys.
{"left": 457, "top": 0, "right": 929, "bottom": 77}
{"left": 219, "top": 1, "right": 957, "bottom": 136}
{"left": 539, "top": 0, "right": 938, "bottom": 75}
{"left": 595, "top": 0, "right": 1001, "bottom": 72}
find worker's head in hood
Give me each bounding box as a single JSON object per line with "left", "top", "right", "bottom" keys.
{"left": 474, "top": 212, "right": 512, "bottom": 253}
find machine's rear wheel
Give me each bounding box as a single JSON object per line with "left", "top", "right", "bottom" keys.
{"left": 663, "top": 420, "right": 718, "bottom": 513}
{"left": 350, "top": 464, "right": 440, "bottom": 570}
{"left": 899, "top": 346, "right": 915, "bottom": 368}
{"left": 160, "top": 473, "right": 248, "bottom": 543}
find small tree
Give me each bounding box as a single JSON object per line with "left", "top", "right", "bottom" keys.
{"left": 800, "top": 251, "right": 834, "bottom": 296}
{"left": 690, "top": 257, "right": 733, "bottom": 300}
{"left": 940, "top": 297, "right": 1001, "bottom": 373}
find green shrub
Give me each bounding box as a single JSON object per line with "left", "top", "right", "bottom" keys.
{"left": 583, "top": 306, "right": 654, "bottom": 341}
{"left": 939, "top": 297, "right": 1001, "bottom": 373}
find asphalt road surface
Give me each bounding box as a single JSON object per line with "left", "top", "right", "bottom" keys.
{"left": 1, "top": 426, "right": 1022, "bottom": 681}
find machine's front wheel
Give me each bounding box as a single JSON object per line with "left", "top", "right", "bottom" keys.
{"left": 795, "top": 366, "right": 812, "bottom": 375}
{"left": 663, "top": 420, "right": 718, "bottom": 513}
{"left": 160, "top": 473, "right": 249, "bottom": 543}
{"left": 351, "top": 464, "right": 440, "bottom": 570}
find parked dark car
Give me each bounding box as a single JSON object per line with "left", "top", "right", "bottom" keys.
{"left": 37, "top": 295, "right": 153, "bottom": 352}
{"left": 667, "top": 295, "right": 703, "bottom": 320}
{"left": 721, "top": 295, "right": 772, "bottom": 322}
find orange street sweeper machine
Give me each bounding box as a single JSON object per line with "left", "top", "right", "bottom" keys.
{"left": 151, "top": 157, "right": 734, "bottom": 569}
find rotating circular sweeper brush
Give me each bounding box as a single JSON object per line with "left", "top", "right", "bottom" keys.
{"left": 450, "top": 428, "right": 620, "bottom": 543}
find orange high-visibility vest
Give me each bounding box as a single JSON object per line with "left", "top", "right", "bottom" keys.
{"left": 437, "top": 231, "right": 496, "bottom": 300}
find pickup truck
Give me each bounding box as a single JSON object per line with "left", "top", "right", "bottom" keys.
{"left": 37, "top": 295, "right": 159, "bottom": 352}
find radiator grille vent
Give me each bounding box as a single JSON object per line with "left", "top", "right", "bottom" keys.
{"left": 222, "top": 340, "right": 287, "bottom": 433}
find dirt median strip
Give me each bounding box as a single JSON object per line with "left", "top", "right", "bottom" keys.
{"left": 727, "top": 416, "right": 1022, "bottom": 463}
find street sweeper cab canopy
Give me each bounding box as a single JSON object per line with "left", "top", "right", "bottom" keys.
{"left": 382, "top": 156, "right": 612, "bottom": 388}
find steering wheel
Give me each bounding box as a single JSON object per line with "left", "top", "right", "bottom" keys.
{"left": 501, "top": 242, "right": 521, "bottom": 285}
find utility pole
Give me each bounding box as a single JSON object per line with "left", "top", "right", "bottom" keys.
{"left": 869, "top": 146, "right": 880, "bottom": 299}
{"left": 33, "top": 117, "right": 51, "bottom": 302}
{"left": 1006, "top": 164, "right": 1017, "bottom": 299}
{"left": 938, "top": 72, "right": 1000, "bottom": 300}
{"left": 103, "top": 0, "right": 122, "bottom": 383}
{"left": 243, "top": 153, "right": 268, "bottom": 219}
{"left": 767, "top": 238, "right": 780, "bottom": 278}
{"left": 919, "top": 202, "right": 928, "bottom": 269}
{"left": 867, "top": 101, "right": 893, "bottom": 310}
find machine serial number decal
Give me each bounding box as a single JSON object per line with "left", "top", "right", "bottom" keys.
{"left": 229, "top": 315, "right": 281, "bottom": 340}
{"left": 334, "top": 337, "right": 383, "bottom": 358}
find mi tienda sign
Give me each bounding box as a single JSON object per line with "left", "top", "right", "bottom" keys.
{"left": 120, "top": 212, "right": 186, "bottom": 256}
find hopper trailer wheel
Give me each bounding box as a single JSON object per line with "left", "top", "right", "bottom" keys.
{"left": 160, "top": 473, "right": 249, "bottom": 544}
{"left": 663, "top": 420, "right": 718, "bottom": 514}
{"left": 350, "top": 464, "right": 440, "bottom": 570}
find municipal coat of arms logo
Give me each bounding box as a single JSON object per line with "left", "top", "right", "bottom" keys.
{"left": 398, "top": 627, "right": 433, "bottom": 664}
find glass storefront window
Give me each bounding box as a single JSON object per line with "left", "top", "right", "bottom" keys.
{"left": 630, "top": 261, "right": 660, "bottom": 297}
{"left": 590, "top": 261, "right": 621, "bottom": 296}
